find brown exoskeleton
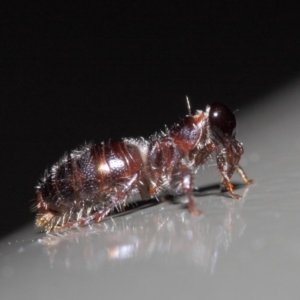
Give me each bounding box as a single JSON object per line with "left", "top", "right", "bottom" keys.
{"left": 35, "top": 101, "right": 253, "bottom": 232}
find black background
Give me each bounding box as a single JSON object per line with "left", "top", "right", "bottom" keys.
{"left": 1, "top": 2, "right": 299, "bottom": 238}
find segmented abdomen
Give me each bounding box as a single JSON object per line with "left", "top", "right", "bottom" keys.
{"left": 36, "top": 140, "right": 146, "bottom": 228}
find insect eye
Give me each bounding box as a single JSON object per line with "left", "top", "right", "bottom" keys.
{"left": 209, "top": 102, "right": 236, "bottom": 138}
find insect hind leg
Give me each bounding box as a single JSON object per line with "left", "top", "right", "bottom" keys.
{"left": 51, "top": 175, "right": 139, "bottom": 232}
{"left": 51, "top": 195, "right": 129, "bottom": 232}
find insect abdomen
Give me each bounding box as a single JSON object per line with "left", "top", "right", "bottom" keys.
{"left": 36, "top": 141, "right": 145, "bottom": 230}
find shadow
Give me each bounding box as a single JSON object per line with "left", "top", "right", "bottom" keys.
{"left": 108, "top": 198, "right": 160, "bottom": 219}
{"left": 106, "top": 181, "right": 249, "bottom": 218}
{"left": 192, "top": 182, "right": 248, "bottom": 198}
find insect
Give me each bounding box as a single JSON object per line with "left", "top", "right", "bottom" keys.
{"left": 35, "top": 100, "right": 253, "bottom": 232}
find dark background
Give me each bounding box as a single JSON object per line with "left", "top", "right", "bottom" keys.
{"left": 1, "top": 2, "right": 299, "bottom": 238}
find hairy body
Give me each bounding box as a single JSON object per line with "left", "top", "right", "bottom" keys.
{"left": 35, "top": 102, "right": 253, "bottom": 232}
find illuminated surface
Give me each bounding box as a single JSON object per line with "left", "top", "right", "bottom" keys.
{"left": 1, "top": 82, "right": 300, "bottom": 299}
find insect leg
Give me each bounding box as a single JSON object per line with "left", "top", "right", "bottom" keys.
{"left": 52, "top": 195, "right": 130, "bottom": 232}
{"left": 216, "top": 150, "right": 242, "bottom": 199}
{"left": 51, "top": 174, "right": 140, "bottom": 231}
{"left": 174, "top": 164, "right": 202, "bottom": 215}
{"left": 236, "top": 165, "right": 254, "bottom": 185}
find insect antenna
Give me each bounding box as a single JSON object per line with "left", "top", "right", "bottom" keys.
{"left": 186, "top": 96, "right": 191, "bottom": 115}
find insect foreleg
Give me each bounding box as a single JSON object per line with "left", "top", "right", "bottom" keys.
{"left": 236, "top": 165, "right": 254, "bottom": 185}
{"left": 216, "top": 148, "right": 241, "bottom": 199}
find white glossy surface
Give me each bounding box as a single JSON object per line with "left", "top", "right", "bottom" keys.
{"left": 1, "top": 82, "right": 300, "bottom": 300}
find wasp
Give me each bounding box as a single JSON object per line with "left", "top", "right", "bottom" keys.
{"left": 35, "top": 100, "right": 253, "bottom": 232}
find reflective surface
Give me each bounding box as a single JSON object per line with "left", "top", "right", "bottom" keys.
{"left": 1, "top": 81, "right": 300, "bottom": 299}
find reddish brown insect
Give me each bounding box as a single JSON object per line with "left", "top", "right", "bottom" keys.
{"left": 35, "top": 101, "right": 253, "bottom": 232}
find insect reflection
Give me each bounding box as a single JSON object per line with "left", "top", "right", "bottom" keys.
{"left": 39, "top": 188, "right": 249, "bottom": 272}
